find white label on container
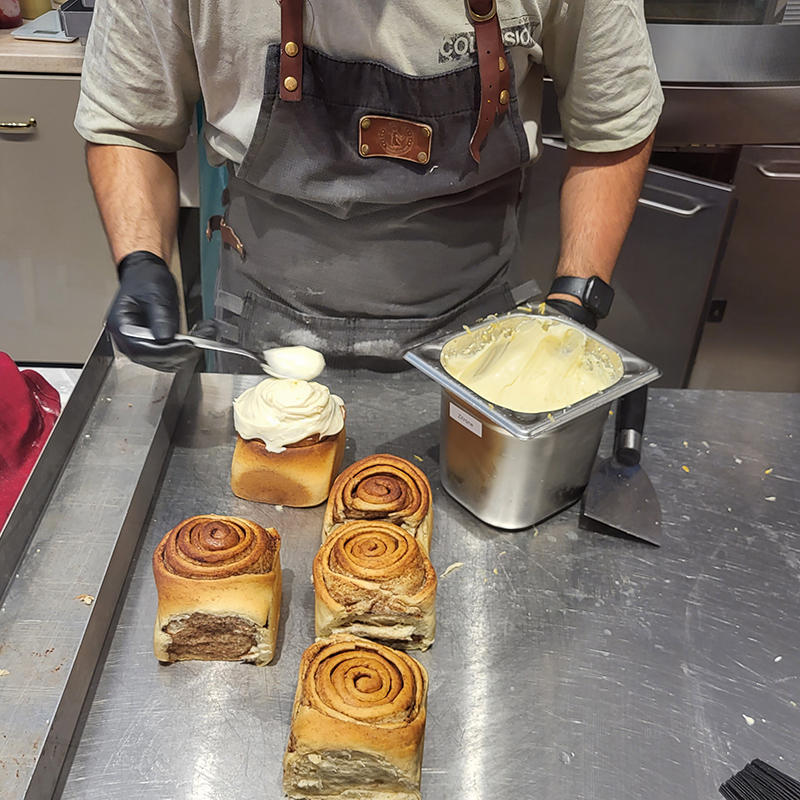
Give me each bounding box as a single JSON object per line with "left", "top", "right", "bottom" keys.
{"left": 449, "top": 403, "right": 483, "bottom": 437}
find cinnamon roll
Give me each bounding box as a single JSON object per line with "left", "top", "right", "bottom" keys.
{"left": 314, "top": 521, "right": 436, "bottom": 651}
{"left": 323, "top": 455, "right": 432, "bottom": 555}
{"left": 283, "top": 634, "right": 428, "bottom": 800}
{"left": 153, "top": 514, "right": 281, "bottom": 666}
{"left": 231, "top": 378, "right": 346, "bottom": 507}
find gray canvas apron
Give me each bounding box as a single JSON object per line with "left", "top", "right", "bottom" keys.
{"left": 213, "top": 40, "right": 535, "bottom": 371}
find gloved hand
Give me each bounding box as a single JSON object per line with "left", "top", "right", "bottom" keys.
{"left": 545, "top": 298, "right": 599, "bottom": 331}
{"left": 107, "top": 251, "right": 199, "bottom": 372}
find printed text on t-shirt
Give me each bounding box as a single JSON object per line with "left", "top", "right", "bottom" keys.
{"left": 439, "top": 21, "right": 539, "bottom": 63}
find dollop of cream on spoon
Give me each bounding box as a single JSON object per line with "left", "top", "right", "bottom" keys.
{"left": 262, "top": 346, "right": 325, "bottom": 381}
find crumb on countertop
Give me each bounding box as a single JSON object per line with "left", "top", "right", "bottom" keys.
{"left": 74, "top": 594, "right": 94, "bottom": 605}
{"left": 441, "top": 562, "right": 464, "bottom": 578}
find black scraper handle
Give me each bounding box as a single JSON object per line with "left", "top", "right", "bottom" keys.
{"left": 615, "top": 386, "right": 648, "bottom": 467}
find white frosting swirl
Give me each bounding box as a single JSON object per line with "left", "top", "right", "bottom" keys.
{"left": 233, "top": 378, "right": 345, "bottom": 453}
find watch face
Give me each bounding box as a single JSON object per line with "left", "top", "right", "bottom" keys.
{"left": 586, "top": 277, "right": 613, "bottom": 318}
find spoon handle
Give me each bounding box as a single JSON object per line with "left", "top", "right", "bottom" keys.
{"left": 118, "top": 324, "right": 278, "bottom": 375}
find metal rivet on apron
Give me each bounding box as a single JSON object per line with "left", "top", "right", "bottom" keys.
{"left": 285, "top": 41, "right": 299, "bottom": 57}
{"left": 360, "top": 117, "right": 371, "bottom": 130}
{"left": 499, "top": 90, "right": 510, "bottom": 105}
{"left": 499, "top": 56, "right": 507, "bottom": 72}
{"left": 284, "top": 76, "right": 298, "bottom": 92}
{"left": 361, "top": 144, "right": 370, "bottom": 156}
{"left": 423, "top": 128, "right": 431, "bottom": 138}
{"left": 417, "top": 152, "right": 429, "bottom": 164}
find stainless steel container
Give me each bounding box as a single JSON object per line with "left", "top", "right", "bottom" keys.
{"left": 405, "top": 308, "right": 661, "bottom": 529}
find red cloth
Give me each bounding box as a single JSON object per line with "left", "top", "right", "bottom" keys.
{"left": 0, "top": 353, "right": 61, "bottom": 529}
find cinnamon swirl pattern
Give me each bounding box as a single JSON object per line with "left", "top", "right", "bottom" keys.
{"left": 323, "top": 454, "right": 433, "bottom": 555}
{"left": 314, "top": 521, "right": 436, "bottom": 651}
{"left": 153, "top": 515, "right": 282, "bottom": 666}
{"left": 283, "top": 634, "right": 428, "bottom": 800}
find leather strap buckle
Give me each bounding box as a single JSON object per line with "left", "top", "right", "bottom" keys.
{"left": 467, "top": 0, "right": 510, "bottom": 164}
{"left": 467, "top": 0, "right": 497, "bottom": 22}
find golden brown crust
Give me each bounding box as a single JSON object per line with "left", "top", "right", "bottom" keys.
{"left": 231, "top": 427, "right": 346, "bottom": 507}
{"left": 322, "top": 455, "right": 433, "bottom": 554}
{"left": 155, "top": 515, "right": 278, "bottom": 579}
{"left": 283, "top": 634, "right": 427, "bottom": 797}
{"left": 313, "top": 521, "right": 436, "bottom": 650}
{"left": 152, "top": 515, "right": 282, "bottom": 665}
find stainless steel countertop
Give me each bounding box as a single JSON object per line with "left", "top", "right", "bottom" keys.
{"left": 55, "top": 373, "right": 800, "bottom": 800}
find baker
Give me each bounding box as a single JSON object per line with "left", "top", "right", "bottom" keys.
{"left": 76, "top": 0, "right": 663, "bottom": 372}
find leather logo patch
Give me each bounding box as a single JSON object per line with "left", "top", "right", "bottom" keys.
{"left": 358, "top": 115, "right": 433, "bottom": 165}
{"left": 380, "top": 123, "right": 414, "bottom": 157}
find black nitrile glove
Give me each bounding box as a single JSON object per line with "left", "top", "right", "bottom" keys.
{"left": 545, "top": 298, "right": 599, "bottom": 331}
{"left": 107, "top": 251, "right": 199, "bottom": 372}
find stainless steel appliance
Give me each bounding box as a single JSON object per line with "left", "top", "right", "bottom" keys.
{"left": 648, "top": 23, "right": 800, "bottom": 147}
{"left": 518, "top": 140, "right": 736, "bottom": 388}
{"left": 689, "top": 145, "right": 800, "bottom": 391}
{"left": 528, "top": 3, "right": 800, "bottom": 389}
{"left": 642, "top": 2, "right": 800, "bottom": 390}
{"left": 645, "top": 0, "right": 787, "bottom": 24}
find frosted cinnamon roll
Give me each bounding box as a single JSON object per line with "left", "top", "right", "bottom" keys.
{"left": 314, "top": 521, "right": 436, "bottom": 651}
{"left": 153, "top": 514, "right": 281, "bottom": 666}
{"left": 283, "top": 634, "right": 428, "bottom": 800}
{"left": 323, "top": 455, "right": 432, "bottom": 555}
{"left": 231, "top": 378, "right": 346, "bottom": 507}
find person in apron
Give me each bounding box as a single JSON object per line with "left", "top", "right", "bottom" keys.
{"left": 87, "top": 0, "right": 660, "bottom": 372}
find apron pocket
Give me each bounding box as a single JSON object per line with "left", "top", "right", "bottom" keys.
{"left": 221, "top": 283, "right": 516, "bottom": 371}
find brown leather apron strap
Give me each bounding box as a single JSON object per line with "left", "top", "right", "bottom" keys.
{"left": 279, "top": 0, "right": 303, "bottom": 101}
{"left": 467, "top": 0, "right": 510, "bottom": 164}
{"left": 207, "top": 215, "right": 246, "bottom": 259}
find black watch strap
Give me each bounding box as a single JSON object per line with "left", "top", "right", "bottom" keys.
{"left": 546, "top": 299, "right": 599, "bottom": 331}
{"left": 548, "top": 275, "right": 614, "bottom": 319}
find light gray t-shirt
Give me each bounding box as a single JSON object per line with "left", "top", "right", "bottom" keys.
{"left": 75, "top": 0, "right": 663, "bottom": 166}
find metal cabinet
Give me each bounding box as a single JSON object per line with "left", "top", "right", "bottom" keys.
{"left": 517, "top": 140, "right": 735, "bottom": 387}
{"left": 644, "top": 0, "right": 787, "bottom": 24}
{"left": 0, "top": 74, "right": 116, "bottom": 363}
{"left": 689, "top": 145, "right": 800, "bottom": 391}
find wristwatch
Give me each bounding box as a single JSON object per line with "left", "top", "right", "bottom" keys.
{"left": 547, "top": 276, "right": 615, "bottom": 320}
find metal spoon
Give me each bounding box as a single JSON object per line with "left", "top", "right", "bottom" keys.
{"left": 118, "top": 324, "right": 325, "bottom": 380}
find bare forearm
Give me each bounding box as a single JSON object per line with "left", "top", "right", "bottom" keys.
{"left": 86, "top": 143, "right": 180, "bottom": 265}
{"left": 554, "top": 132, "right": 654, "bottom": 287}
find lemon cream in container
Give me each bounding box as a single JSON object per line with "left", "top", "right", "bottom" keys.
{"left": 441, "top": 316, "right": 622, "bottom": 414}
{"left": 405, "top": 308, "right": 660, "bottom": 529}
{"left": 231, "top": 378, "right": 346, "bottom": 507}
